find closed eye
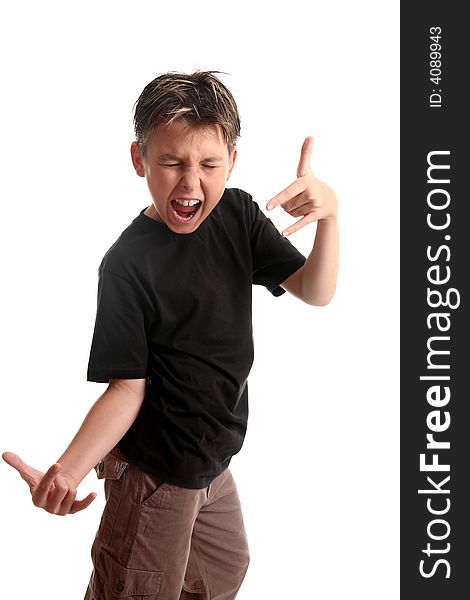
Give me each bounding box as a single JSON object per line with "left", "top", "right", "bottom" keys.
{"left": 159, "top": 163, "right": 220, "bottom": 169}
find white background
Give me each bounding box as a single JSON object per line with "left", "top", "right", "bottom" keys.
{"left": 0, "top": 1, "right": 399, "bottom": 598}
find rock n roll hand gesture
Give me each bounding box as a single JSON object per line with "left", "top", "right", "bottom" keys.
{"left": 271, "top": 136, "right": 339, "bottom": 306}
{"left": 266, "top": 136, "right": 337, "bottom": 237}
{"left": 2, "top": 452, "right": 96, "bottom": 516}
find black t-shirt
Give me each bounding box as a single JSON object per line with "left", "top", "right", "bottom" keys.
{"left": 87, "top": 188, "right": 306, "bottom": 488}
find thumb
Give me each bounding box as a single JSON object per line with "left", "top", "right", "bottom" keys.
{"left": 296, "top": 136, "right": 314, "bottom": 178}
{"left": 2, "top": 452, "right": 42, "bottom": 492}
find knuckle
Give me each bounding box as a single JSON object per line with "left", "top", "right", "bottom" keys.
{"left": 294, "top": 180, "right": 304, "bottom": 194}
{"left": 55, "top": 481, "right": 67, "bottom": 494}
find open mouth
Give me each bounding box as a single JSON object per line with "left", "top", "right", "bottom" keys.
{"left": 170, "top": 198, "right": 202, "bottom": 223}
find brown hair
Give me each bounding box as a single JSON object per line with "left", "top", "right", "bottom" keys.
{"left": 133, "top": 71, "right": 241, "bottom": 155}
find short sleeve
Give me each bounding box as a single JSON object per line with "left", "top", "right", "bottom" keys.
{"left": 249, "top": 199, "right": 306, "bottom": 296}
{"left": 87, "top": 268, "right": 149, "bottom": 382}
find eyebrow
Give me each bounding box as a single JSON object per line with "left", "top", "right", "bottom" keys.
{"left": 157, "top": 154, "right": 224, "bottom": 163}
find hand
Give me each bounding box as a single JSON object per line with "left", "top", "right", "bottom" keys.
{"left": 266, "top": 136, "right": 337, "bottom": 236}
{"left": 2, "top": 452, "right": 96, "bottom": 516}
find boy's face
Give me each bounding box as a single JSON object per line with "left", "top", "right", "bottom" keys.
{"left": 131, "top": 120, "right": 237, "bottom": 234}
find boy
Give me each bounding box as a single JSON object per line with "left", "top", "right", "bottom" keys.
{"left": 3, "top": 71, "right": 338, "bottom": 599}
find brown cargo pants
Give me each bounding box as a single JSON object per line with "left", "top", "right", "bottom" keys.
{"left": 84, "top": 449, "right": 250, "bottom": 600}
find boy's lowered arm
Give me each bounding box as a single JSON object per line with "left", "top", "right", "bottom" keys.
{"left": 266, "top": 136, "right": 339, "bottom": 306}
{"left": 3, "top": 378, "right": 146, "bottom": 516}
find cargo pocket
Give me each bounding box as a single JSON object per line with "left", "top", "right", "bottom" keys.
{"left": 89, "top": 548, "right": 163, "bottom": 599}
{"left": 94, "top": 452, "right": 130, "bottom": 547}
{"left": 95, "top": 451, "right": 129, "bottom": 482}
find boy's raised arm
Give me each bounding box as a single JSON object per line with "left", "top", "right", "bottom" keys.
{"left": 3, "top": 377, "right": 146, "bottom": 516}
{"left": 266, "top": 136, "right": 339, "bottom": 306}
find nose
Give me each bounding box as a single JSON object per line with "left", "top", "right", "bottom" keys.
{"left": 181, "top": 167, "right": 200, "bottom": 192}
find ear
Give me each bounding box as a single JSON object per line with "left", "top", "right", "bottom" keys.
{"left": 226, "top": 147, "right": 237, "bottom": 181}
{"left": 131, "top": 142, "right": 146, "bottom": 177}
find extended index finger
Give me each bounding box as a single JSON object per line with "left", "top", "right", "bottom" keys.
{"left": 2, "top": 451, "right": 27, "bottom": 473}
{"left": 2, "top": 452, "right": 39, "bottom": 490}
{"left": 31, "top": 463, "right": 61, "bottom": 506}
{"left": 297, "top": 136, "right": 314, "bottom": 178}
